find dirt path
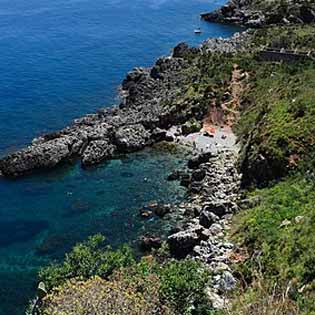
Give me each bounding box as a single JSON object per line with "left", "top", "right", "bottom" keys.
{"left": 202, "top": 64, "right": 249, "bottom": 134}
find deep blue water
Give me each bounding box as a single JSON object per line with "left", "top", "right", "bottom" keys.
{"left": 0, "top": 0, "right": 239, "bottom": 313}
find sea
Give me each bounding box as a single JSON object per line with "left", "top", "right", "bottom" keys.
{"left": 0, "top": 0, "right": 239, "bottom": 313}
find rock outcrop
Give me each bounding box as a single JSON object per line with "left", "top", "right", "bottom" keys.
{"left": 0, "top": 28, "right": 254, "bottom": 178}
{"left": 201, "top": 0, "right": 315, "bottom": 27}
{"left": 0, "top": 54, "right": 200, "bottom": 177}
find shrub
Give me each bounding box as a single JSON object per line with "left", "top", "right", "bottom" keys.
{"left": 39, "top": 234, "right": 135, "bottom": 290}
{"left": 159, "top": 259, "right": 210, "bottom": 315}
{"left": 40, "top": 276, "right": 172, "bottom": 315}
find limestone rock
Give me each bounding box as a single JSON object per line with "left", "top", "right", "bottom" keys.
{"left": 81, "top": 140, "right": 116, "bottom": 166}
{"left": 114, "top": 124, "right": 151, "bottom": 153}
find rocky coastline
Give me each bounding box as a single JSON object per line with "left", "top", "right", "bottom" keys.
{"left": 166, "top": 149, "right": 241, "bottom": 308}
{"left": 1, "top": 29, "right": 250, "bottom": 308}
{"left": 14, "top": 0, "right": 315, "bottom": 313}
{"left": 127, "top": 146, "right": 241, "bottom": 309}
{"left": 0, "top": 32, "right": 250, "bottom": 178}
{"left": 201, "top": 0, "right": 315, "bottom": 27}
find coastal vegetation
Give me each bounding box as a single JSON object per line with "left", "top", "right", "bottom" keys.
{"left": 225, "top": 176, "right": 315, "bottom": 314}
{"left": 11, "top": 0, "right": 315, "bottom": 313}
{"left": 32, "top": 22, "right": 315, "bottom": 315}
{"left": 37, "top": 237, "right": 212, "bottom": 315}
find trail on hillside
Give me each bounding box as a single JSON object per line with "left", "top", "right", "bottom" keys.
{"left": 202, "top": 64, "right": 249, "bottom": 135}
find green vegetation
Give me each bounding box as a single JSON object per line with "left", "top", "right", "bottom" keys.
{"left": 38, "top": 238, "right": 211, "bottom": 315}
{"left": 39, "top": 234, "right": 135, "bottom": 290}
{"left": 246, "top": 0, "right": 315, "bottom": 22}
{"left": 227, "top": 176, "right": 315, "bottom": 314}
{"left": 36, "top": 23, "right": 315, "bottom": 315}
{"left": 40, "top": 275, "right": 171, "bottom": 315}
{"left": 237, "top": 58, "right": 315, "bottom": 185}
{"left": 251, "top": 24, "right": 315, "bottom": 50}
{"left": 159, "top": 259, "right": 210, "bottom": 314}
{"left": 223, "top": 24, "right": 315, "bottom": 315}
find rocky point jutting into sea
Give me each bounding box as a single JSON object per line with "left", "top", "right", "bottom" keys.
{"left": 201, "top": 0, "right": 315, "bottom": 27}
{"left": 1, "top": 27, "right": 251, "bottom": 311}
{"left": 4, "top": 0, "right": 315, "bottom": 312}
{"left": 0, "top": 31, "right": 250, "bottom": 178}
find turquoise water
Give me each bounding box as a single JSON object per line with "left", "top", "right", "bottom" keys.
{"left": 0, "top": 0, "right": 240, "bottom": 313}
{"left": 0, "top": 148, "right": 187, "bottom": 314}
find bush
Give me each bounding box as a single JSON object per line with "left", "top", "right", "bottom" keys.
{"left": 160, "top": 259, "right": 210, "bottom": 315}
{"left": 38, "top": 244, "right": 212, "bottom": 315}
{"left": 39, "top": 234, "right": 135, "bottom": 290}
{"left": 40, "top": 276, "right": 172, "bottom": 315}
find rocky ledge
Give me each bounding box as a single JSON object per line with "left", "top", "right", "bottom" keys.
{"left": 201, "top": 0, "right": 315, "bottom": 28}
{"left": 0, "top": 33, "right": 250, "bottom": 177}
{"left": 0, "top": 49, "right": 195, "bottom": 177}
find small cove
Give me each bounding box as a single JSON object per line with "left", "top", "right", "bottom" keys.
{"left": 0, "top": 0, "right": 240, "bottom": 313}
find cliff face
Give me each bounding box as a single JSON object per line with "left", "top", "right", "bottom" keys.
{"left": 201, "top": 0, "right": 315, "bottom": 27}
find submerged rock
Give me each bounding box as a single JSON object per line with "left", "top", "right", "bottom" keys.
{"left": 139, "top": 235, "right": 162, "bottom": 251}
{"left": 154, "top": 204, "right": 172, "bottom": 218}
{"left": 0, "top": 219, "right": 49, "bottom": 247}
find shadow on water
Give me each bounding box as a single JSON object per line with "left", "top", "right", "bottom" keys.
{"left": 0, "top": 220, "right": 49, "bottom": 247}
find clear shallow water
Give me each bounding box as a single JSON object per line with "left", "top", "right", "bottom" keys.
{"left": 0, "top": 0, "right": 239, "bottom": 313}
{"left": 0, "top": 148, "right": 187, "bottom": 314}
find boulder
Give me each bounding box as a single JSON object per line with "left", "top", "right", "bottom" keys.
{"left": 199, "top": 210, "right": 219, "bottom": 228}
{"left": 139, "top": 208, "right": 153, "bottom": 219}
{"left": 139, "top": 236, "right": 162, "bottom": 251}
{"left": 191, "top": 168, "right": 206, "bottom": 182}
{"left": 180, "top": 174, "right": 191, "bottom": 187}
{"left": 154, "top": 204, "right": 171, "bottom": 218}
{"left": 81, "top": 140, "right": 116, "bottom": 166}
{"left": 150, "top": 128, "right": 168, "bottom": 141}
{"left": 219, "top": 271, "right": 237, "bottom": 292}
{"left": 188, "top": 152, "right": 213, "bottom": 169}
{"left": 172, "top": 42, "right": 190, "bottom": 58}
{"left": 114, "top": 124, "right": 151, "bottom": 153}
{"left": 168, "top": 226, "right": 203, "bottom": 258}
{"left": 122, "top": 67, "right": 149, "bottom": 90}
{"left": 203, "top": 201, "right": 232, "bottom": 217}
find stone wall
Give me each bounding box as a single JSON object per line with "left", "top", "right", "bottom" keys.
{"left": 257, "top": 50, "right": 313, "bottom": 62}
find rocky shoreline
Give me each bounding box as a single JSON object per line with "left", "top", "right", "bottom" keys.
{"left": 0, "top": 32, "right": 251, "bottom": 177}
{"left": 144, "top": 147, "right": 242, "bottom": 309}
{"left": 137, "top": 146, "right": 241, "bottom": 309}
{"left": 201, "top": 0, "right": 315, "bottom": 27}
{"left": 0, "top": 55, "right": 191, "bottom": 176}
{"left": 2, "top": 23, "right": 250, "bottom": 310}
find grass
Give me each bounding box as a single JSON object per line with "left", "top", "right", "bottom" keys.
{"left": 227, "top": 176, "right": 315, "bottom": 314}
{"left": 251, "top": 24, "right": 315, "bottom": 51}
